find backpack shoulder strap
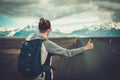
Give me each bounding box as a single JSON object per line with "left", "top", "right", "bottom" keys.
{"left": 30, "top": 39, "right": 43, "bottom": 62}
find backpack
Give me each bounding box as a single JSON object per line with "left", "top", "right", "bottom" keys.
{"left": 17, "top": 39, "right": 50, "bottom": 78}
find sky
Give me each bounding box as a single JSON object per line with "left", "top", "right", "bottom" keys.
{"left": 0, "top": 0, "right": 120, "bottom": 29}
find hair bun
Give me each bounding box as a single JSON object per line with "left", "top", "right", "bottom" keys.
{"left": 39, "top": 17, "right": 46, "bottom": 24}
{"left": 38, "top": 17, "right": 51, "bottom": 32}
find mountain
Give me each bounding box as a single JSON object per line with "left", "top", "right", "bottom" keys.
{"left": 0, "top": 31, "right": 10, "bottom": 36}
{"left": 0, "top": 23, "right": 120, "bottom": 37}
{"left": 71, "top": 28, "right": 120, "bottom": 37}
{"left": 13, "top": 29, "right": 38, "bottom": 37}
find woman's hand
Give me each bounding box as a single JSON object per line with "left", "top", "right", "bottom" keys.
{"left": 84, "top": 39, "right": 94, "bottom": 50}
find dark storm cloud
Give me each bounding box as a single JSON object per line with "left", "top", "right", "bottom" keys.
{"left": 49, "top": 0, "right": 120, "bottom": 22}
{"left": 0, "top": 0, "right": 119, "bottom": 22}
{"left": 0, "top": 0, "right": 38, "bottom": 17}
{"left": 94, "top": 1, "right": 120, "bottom": 22}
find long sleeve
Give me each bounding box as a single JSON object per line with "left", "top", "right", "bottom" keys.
{"left": 43, "top": 40, "right": 85, "bottom": 57}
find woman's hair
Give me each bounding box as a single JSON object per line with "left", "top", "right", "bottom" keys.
{"left": 38, "top": 17, "right": 51, "bottom": 33}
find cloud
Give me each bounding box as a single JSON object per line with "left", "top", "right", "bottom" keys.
{"left": 94, "top": 1, "right": 120, "bottom": 22}
{"left": 0, "top": 0, "right": 38, "bottom": 17}
{"left": 0, "top": 0, "right": 120, "bottom": 22}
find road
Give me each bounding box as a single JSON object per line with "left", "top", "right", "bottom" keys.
{"left": 0, "top": 38, "right": 120, "bottom": 80}
{"left": 53, "top": 38, "right": 120, "bottom": 80}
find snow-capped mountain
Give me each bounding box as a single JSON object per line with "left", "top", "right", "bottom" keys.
{"left": 0, "top": 22, "right": 120, "bottom": 37}
{"left": 0, "top": 12, "right": 120, "bottom": 37}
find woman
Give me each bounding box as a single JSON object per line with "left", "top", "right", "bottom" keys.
{"left": 26, "top": 17, "right": 94, "bottom": 80}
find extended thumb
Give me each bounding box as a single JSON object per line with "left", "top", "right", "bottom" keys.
{"left": 87, "top": 39, "right": 91, "bottom": 44}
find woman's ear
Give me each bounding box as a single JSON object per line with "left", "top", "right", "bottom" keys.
{"left": 45, "top": 29, "right": 51, "bottom": 36}
{"left": 46, "top": 28, "right": 51, "bottom": 33}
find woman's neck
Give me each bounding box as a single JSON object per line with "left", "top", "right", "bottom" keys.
{"left": 39, "top": 33, "right": 48, "bottom": 38}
